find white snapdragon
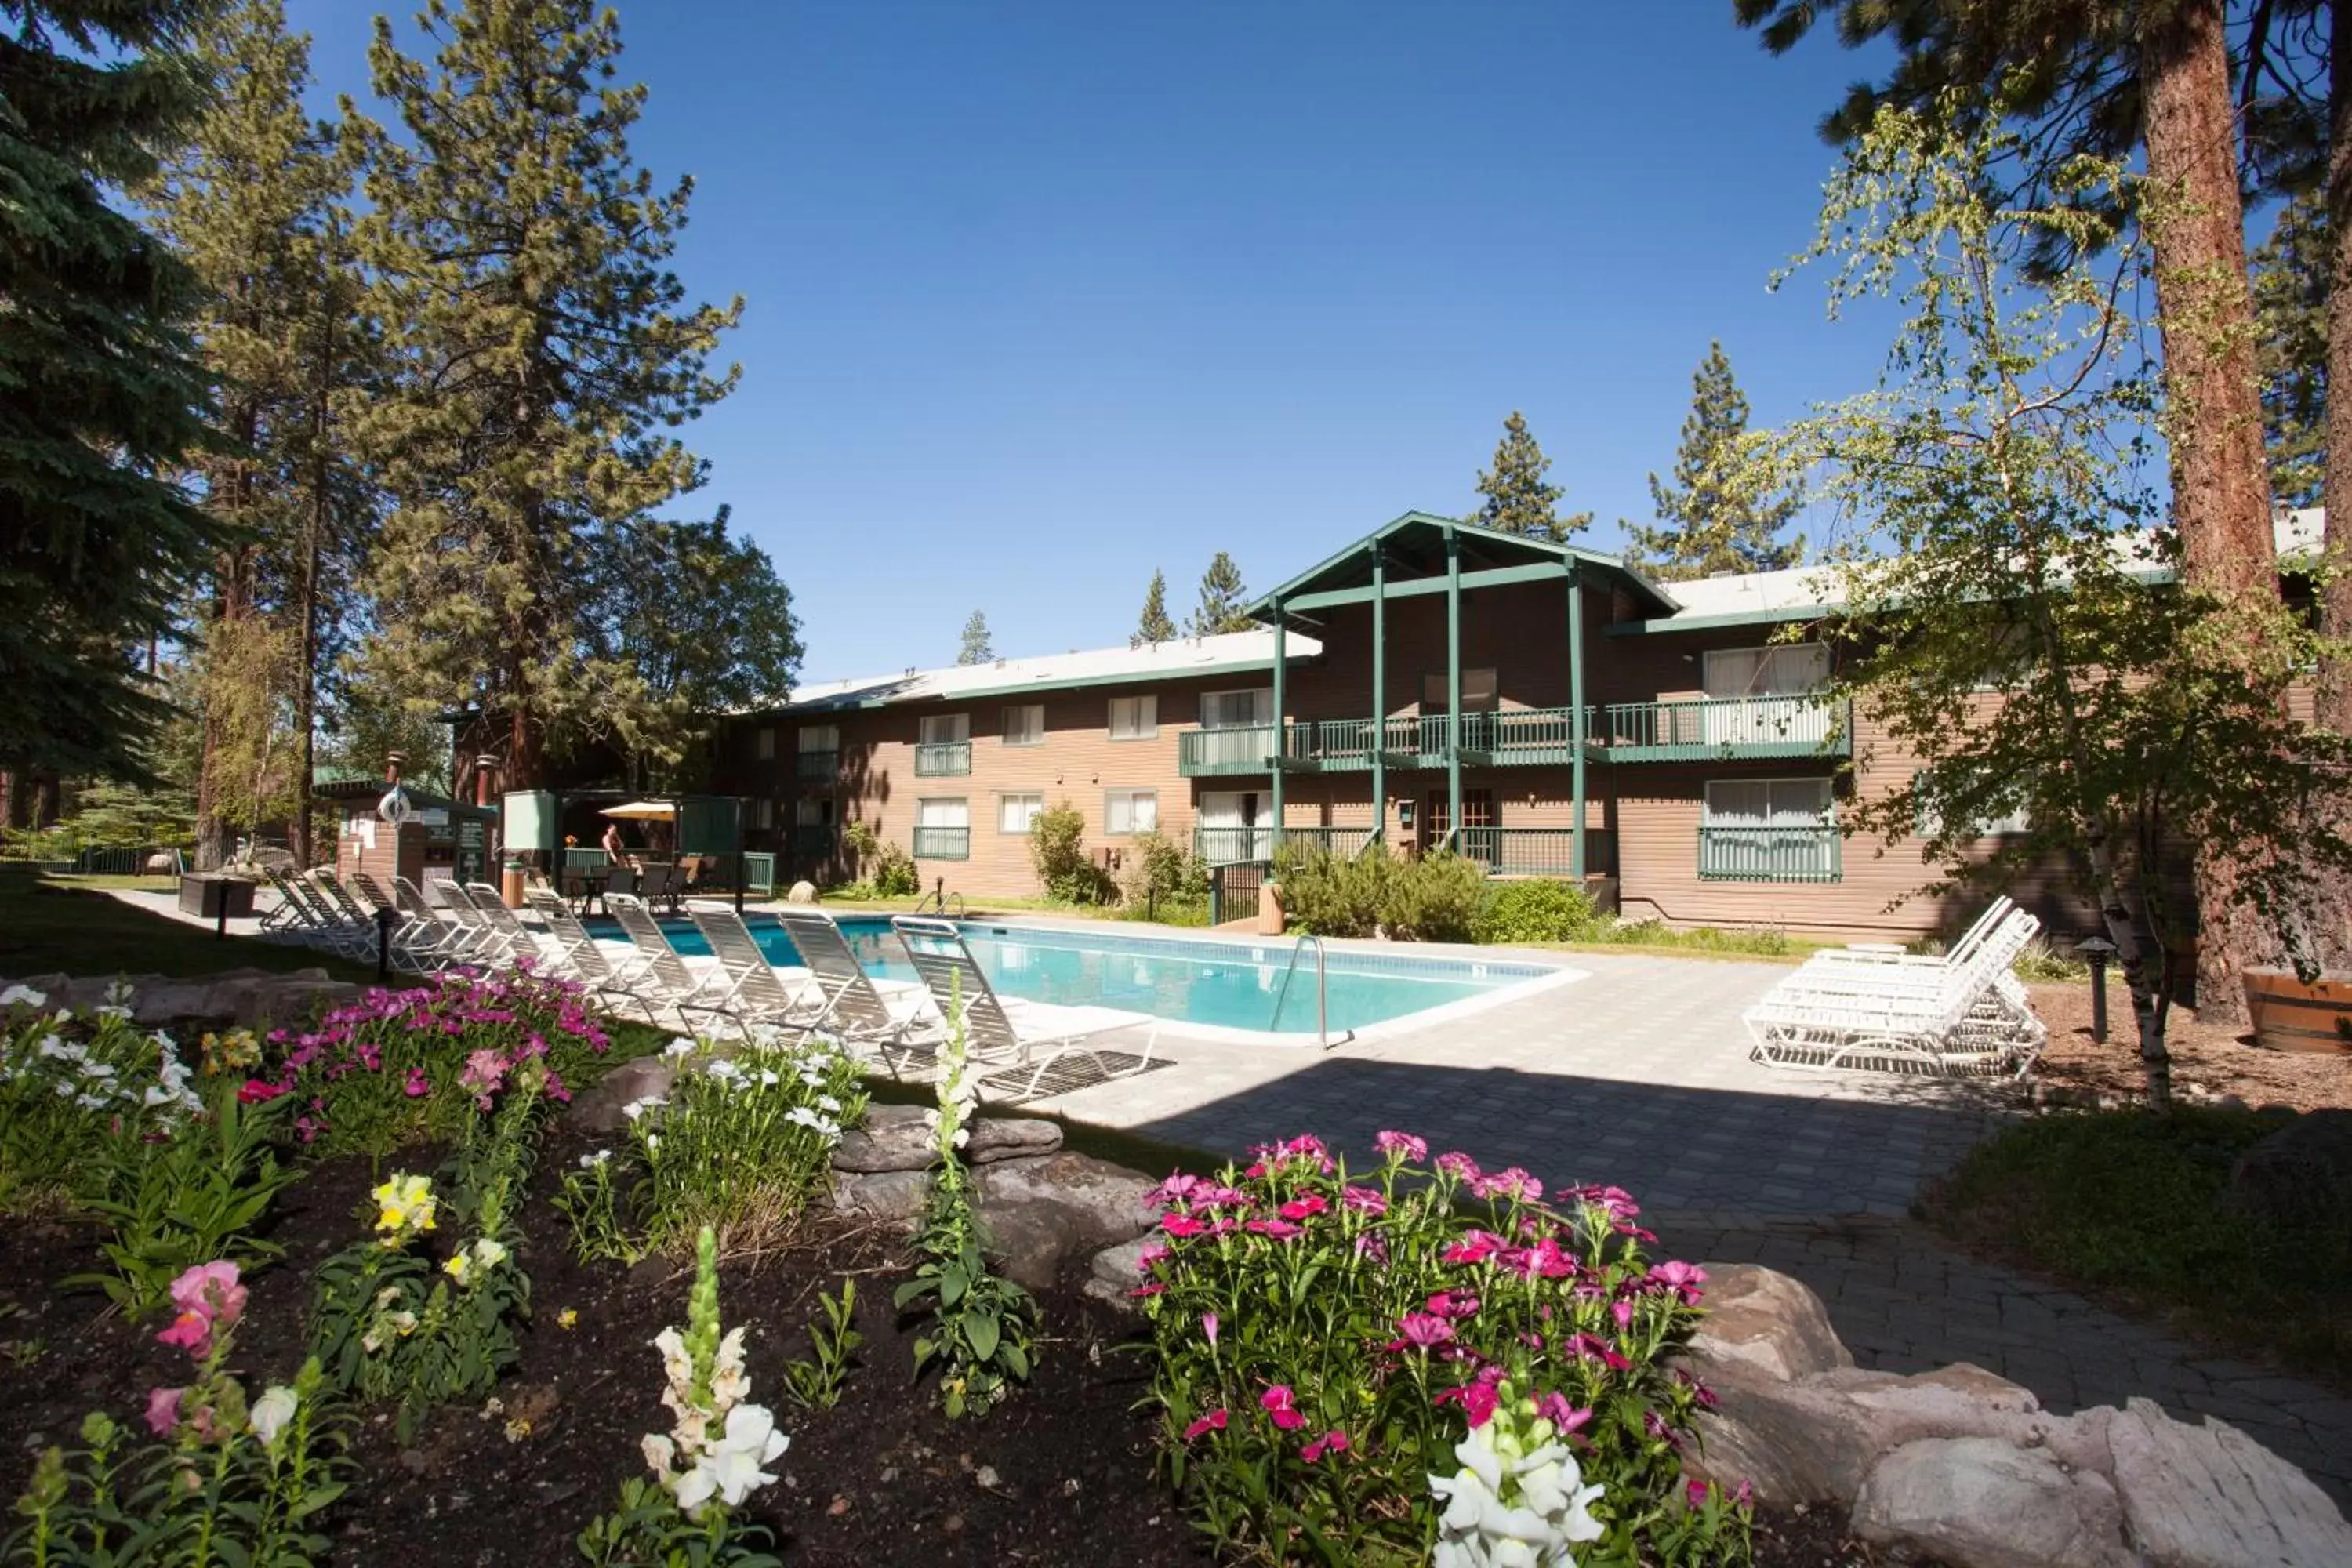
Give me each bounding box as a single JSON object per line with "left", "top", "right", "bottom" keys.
{"left": 642, "top": 1232, "right": 787, "bottom": 1522}
{"left": 0, "top": 984, "right": 45, "bottom": 1009}
{"left": 249, "top": 1385, "right": 299, "bottom": 1450}
{"left": 662, "top": 1038, "right": 699, "bottom": 1060}
{"left": 1428, "top": 1386, "right": 1606, "bottom": 1568}
{"left": 675, "top": 1405, "right": 789, "bottom": 1512}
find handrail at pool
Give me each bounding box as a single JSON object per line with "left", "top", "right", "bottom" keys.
{"left": 1269, "top": 934, "right": 1333, "bottom": 1047}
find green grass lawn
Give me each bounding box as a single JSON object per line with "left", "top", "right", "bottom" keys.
{"left": 1921, "top": 1107, "right": 2352, "bottom": 1392}
{"left": 0, "top": 865, "right": 375, "bottom": 982}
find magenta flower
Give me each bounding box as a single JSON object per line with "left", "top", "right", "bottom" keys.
{"left": 1687, "top": 1477, "right": 1711, "bottom": 1511}
{"left": 1388, "top": 1312, "right": 1455, "bottom": 1350}
{"left": 1426, "top": 1290, "right": 1480, "bottom": 1319}
{"left": 145, "top": 1385, "right": 184, "bottom": 1437}
{"left": 1563, "top": 1333, "right": 1633, "bottom": 1372}
{"left": 1134, "top": 1243, "right": 1170, "bottom": 1276}
{"left": 1259, "top": 1385, "right": 1306, "bottom": 1431}
{"left": 1434, "top": 1151, "right": 1483, "bottom": 1185}
{"left": 1374, "top": 1130, "right": 1428, "bottom": 1163}
{"left": 1474, "top": 1167, "right": 1543, "bottom": 1202}
{"left": 1439, "top": 1229, "right": 1506, "bottom": 1265}
{"left": 1613, "top": 1298, "right": 1635, "bottom": 1330}
{"left": 1182, "top": 1409, "right": 1229, "bottom": 1442}
{"left": 1245, "top": 1218, "right": 1305, "bottom": 1240}
{"left": 157, "top": 1262, "right": 245, "bottom": 1359}
{"left": 1148, "top": 1171, "right": 1203, "bottom": 1209}
{"left": 1532, "top": 1392, "right": 1594, "bottom": 1434}
{"left": 402, "top": 1068, "right": 430, "bottom": 1098}
{"left": 1340, "top": 1185, "right": 1388, "bottom": 1214}
{"left": 1301, "top": 1428, "right": 1350, "bottom": 1463}
{"left": 1434, "top": 1381, "right": 1499, "bottom": 1428}
{"left": 1277, "top": 1192, "right": 1327, "bottom": 1222}
{"left": 1202, "top": 1312, "right": 1219, "bottom": 1350}
{"left": 1650, "top": 1260, "right": 1708, "bottom": 1305}
{"left": 1160, "top": 1213, "right": 1210, "bottom": 1240}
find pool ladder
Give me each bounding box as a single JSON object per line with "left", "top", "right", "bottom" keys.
{"left": 1269, "top": 935, "right": 1333, "bottom": 1047}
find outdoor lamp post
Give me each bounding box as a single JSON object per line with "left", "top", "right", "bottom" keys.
{"left": 2074, "top": 935, "right": 2118, "bottom": 1043}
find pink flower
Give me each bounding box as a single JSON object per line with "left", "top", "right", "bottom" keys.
{"left": 1687, "top": 1477, "right": 1711, "bottom": 1510}
{"left": 1434, "top": 1151, "right": 1483, "bottom": 1185}
{"left": 1533, "top": 1392, "right": 1593, "bottom": 1434}
{"left": 1562, "top": 1333, "right": 1633, "bottom": 1372}
{"left": 1277, "top": 1193, "right": 1327, "bottom": 1222}
{"left": 1374, "top": 1130, "right": 1428, "bottom": 1163}
{"left": 1130, "top": 1282, "right": 1166, "bottom": 1298}
{"left": 1182, "top": 1409, "right": 1229, "bottom": 1442}
{"left": 1735, "top": 1479, "right": 1755, "bottom": 1509}
{"left": 1301, "top": 1428, "right": 1350, "bottom": 1463}
{"left": 1148, "top": 1171, "right": 1203, "bottom": 1209}
{"left": 1427, "top": 1290, "right": 1481, "bottom": 1319}
{"left": 1440, "top": 1229, "right": 1507, "bottom": 1265}
{"left": 1246, "top": 1218, "right": 1305, "bottom": 1240}
{"left": 402, "top": 1068, "right": 430, "bottom": 1098}
{"left": 1135, "top": 1244, "right": 1171, "bottom": 1276}
{"left": 1650, "top": 1260, "right": 1708, "bottom": 1305}
{"left": 1202, "top": 1312, "right": 1219, "bottom": 1350}
{"left": 156, "top": 1312, "right": 211, "bottom": 1355}
{"left": 1388, "top": 1312, "right": 1455, "bottom": 1350}
{"left": 1613, "top": 1298, "right": 1635, "bottom": 1330}
{"left": 1161, "top": 1213, "right": 1210, "bottom": 1239}
{"left": 145, "top": 1385, "right": 184, "bottom": 1437}
{"left": 1473, "top": 1167, "right": 1544, "bottom": 1202}
{"left": 1434, "top": 1381, "right": 1499, "bottom": 1428}
{"left": 1341, "top": 1185, "right": 1388, "bottom": 1214}
{"left": 158, "top": 1262, "right": 245, "bottom": 1359}
{"left": 1646, "top": 1410, "right": 1682, "bottom": 1449}
{"left": 235, "top": 1080, "right": 284, "bottom": 1104}
{"left": 1259, "top": 1385, "right": 1306, "bottom": 1431}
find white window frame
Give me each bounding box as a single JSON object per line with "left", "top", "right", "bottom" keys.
{"left": 1915, "top": 772, "right": 2032, "bottom": 840}
{"left": 1003, "top": 704, "right": 1044, "bottom": 747}
{"left": 998, "top": 792, "right": 1044, "bottom": 834}
{"left": 919, "top": 713, "right": 970, "bottom": 746}
{"left": 1200, "top": 688, "right": 1273, "bottom": 728}
{"left": 1104, "top": 788, "right": 1158, "bottom": 835}
{"left": 1701, "top": 644, "right": 1830, "bottom": 699}
{"left": 798, "top": 723, "right": 839, "bottom": 753}
{"left": 1702, "top": 776, "right": 1835, "bottom": 827}
{"left": 1109, "top": 693, "right": 1159, "bottom": 741}
{"left": 794, "top": 797, "right": 833, "bottom": 826}
{"left": 1420, "top": 669, "right": 1498, "bottom": 712}
{"left": 754, "top": 728, "right": 776, "bottom": 760}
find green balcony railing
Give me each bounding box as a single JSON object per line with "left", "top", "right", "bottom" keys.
{"left": 1178, "top": 724, "right": 1278, "bottom": 775}
{"left": 913, "top": 741, "right": 971, "bottom": 777}
{"left": 1599, "top": 697, "right": 1849, "bottom": 762}
{"left": 912, "top": 825, "right": 970, "bottom": 860}
{"left": 795, "top": 749, "right": 838, "bottom": 782}
{"left": 1278, "top": 714, "right": 1447, "bottom": 771}
{"left": 1278, "top": 826, "right": 1378, "bottom": 860}
{"left": 1453, "top": 826, "right": 1615, "bottom": 878}
{"left": 793, "top": 825, "right": 835, "bottom": 860}
{"left": 1697, "top": 825, "right": 1842, "bottom": 883}
{"left": 1194, "top": 825, "right": 1277, "bottom": 865}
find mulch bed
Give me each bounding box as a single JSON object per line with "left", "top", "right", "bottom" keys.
{"left": 2027, "top": 982, "right": 2352, "bottom": 1114}
{"left": 0, "top": 1118, "right": 1922, "bottom": 1566}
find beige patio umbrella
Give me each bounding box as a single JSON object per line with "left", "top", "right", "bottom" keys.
{"left": 598, "top": 800, "right": 677, "bottom": 821}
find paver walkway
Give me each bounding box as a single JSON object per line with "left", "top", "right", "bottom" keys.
{"left": 1038, "top": 946, "right": 2352, "bottom": 1505}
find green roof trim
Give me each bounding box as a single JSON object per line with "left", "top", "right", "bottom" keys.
{"left": 1247, "top": 512, "right": 1681, "bottom": 625}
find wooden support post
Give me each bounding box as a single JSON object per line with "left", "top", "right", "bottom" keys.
{"left": 1445, "top": 526, "right": 1462, "bottom": 851}
{"left": 1271, "top": 601, "right": 1287, "bottom": 860}
{"left": 1568, "top": 562, "right": 1587, "bottom": 881}
{"left": 1370, "top": 543, "right": 1386, "bottom": 851}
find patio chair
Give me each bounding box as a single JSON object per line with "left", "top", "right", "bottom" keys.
{"left": 255, "top": 866, "right": 310, "bottom": 935}
{"left": 639, "top": 862, "right": 682, "bottom": 916}
{"left": 773, "top": 905, "right": 941, "bottom": 1061}
{"left": 349, "top": 870, "right": 459, "bottom": 972}
{"left": 684, "top": 907, "right": 829, "bottom": 1035}
{"left": 520, "top": 887, "right": 673, "bottom": 1021}
{"left": 1743, "top": 909, "right": 2046, "bottom": 1076}
{"left": 394, "top": 874, "right": 495, "bottom": 966}
{"left": 462, "top": 881, "right": 556, "bottom": 968}
{"left": 604, "top": 893, "right": 742, "bottom": 1031}
{"left": 889, "top": 916, "right": 1158, "bottom": 1103}
{"left": 274, "top": 869, "right": 375, "bottom": 960}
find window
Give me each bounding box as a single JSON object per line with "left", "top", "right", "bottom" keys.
{"left": 1003, "top": 704, "right": 1044, "bottom": 746}
{"left": 999, "top": 792, "right": 1044, "bottom": 833}
{"left": 918, "top": 797, "right": 968, "bottom": 829}
{"left": 919, "top": 714, "right": 969, "bottom": 746}
{"left": 1109, "top": 694, "right": 1158, "bottom": 740}
{"left": 1421, "top": 669, "right": 1498, "bottom": 712}
{"left": 755, "top": 728, "right": 776, "bottom": 760}
{"left": 795, "top": 797, "right": 833, "bottom": 826}
{"left": 1700, "top": 778, "right": 1839, "bottom": 883}
{"left": 798, "top": 724, "right": 838, "bottom": 753}
{"left": 1105, "top": 789, "right": 1158, "bottom": 835}
{"left": 913, "top": 797, "right": 970, "bottom": 861}
{"left": 750, "top": 797, "right": 775, "bottom": 829}
{"left": 1201, "top": 688, "right": 1272, "bottom": 729}
{"left": 1702, "top": 644, "right": 1828, "bottom": 698}
{"left": 1915, "top": 772, "right": 2032, "bottom": 840}
{"left": 916, "top": 713, "right": 971, "bottom": 775}
{"left": 1198, "top": 790, "right": 1270, "bottom": 862}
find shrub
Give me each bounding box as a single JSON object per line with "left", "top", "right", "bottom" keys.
{"left": 2012, "top": 934, "right": 2089, "bottom": 982}
{"left": 840, "top": 821, "right": 918, "bottom": 897}
{"left": 0, "top": 982, "right": 208, "bottom": 1214}
{"left": 1271, "top": 843, "right": 1389, "bottom": 937}
{"left": 1030, "top": 801, "right": 1114, "bottom": 905}
{"left": 1138, "top": 1135, "right": 1748, "bottom": 1563}
{"left": 262, "top": 968, "right": 613, "bottom": 1158}
{"left": 1383, "top": 851, "right": 1486, "bottom": 942}
{"left": 1473, "top": 879, "right": 1599, "bottom": 945}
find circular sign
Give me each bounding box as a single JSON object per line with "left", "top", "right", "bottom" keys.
{"left": 377, "top": 786, "right": 415, "bottom": 827}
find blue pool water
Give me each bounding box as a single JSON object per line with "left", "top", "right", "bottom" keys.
{"left": 609, "top": 916, "right": 1554, "bottom": 1035}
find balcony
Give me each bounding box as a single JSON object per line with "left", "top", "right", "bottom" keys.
{"left": 1598, "top": 697, "right": 1849, "bottom": 763}
{"left": 795, "top": 749, "right": 838, "bottom": 783}
{"left": 1179, "top": 725, "right": 1277, "bottom": 776}
{"left": 913, "top": 741, "right": 971, "bottom": 777}
{"left": 1697, "top": 824, "right": 1842, "bottom": 883}
{"left": 1454, "top": 826, "right": 1615, "bottom": 878}
{"left": 1193, "top": 825, "right": 1277, "bottom": 864}
{"left": 912, "top": 825, "right": 970, "bottom": 860}
{"left": 793, "top": 825, "right": 835, "bottom": 860}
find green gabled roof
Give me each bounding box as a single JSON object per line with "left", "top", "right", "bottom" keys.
{"left": 1247, "top": 511, "right": 1682, "bottom": 627}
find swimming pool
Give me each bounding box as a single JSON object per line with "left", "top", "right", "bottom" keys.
{"left": 612, "top": 915, "right": 1565, "bottom": 1036}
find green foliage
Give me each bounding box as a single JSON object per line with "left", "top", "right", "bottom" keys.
{"left": 1140, "top": 1137, "right": 1746, "bottom": 1563}
{"left": 1030, "top": 801, "right": 1113, "bottom": 905}
{"left": 1624, "top": 342, "right": 1803, "bottom": 579}
{"left": 895, "top": 996, "right": 1036, "bottom": 1418}
{"left": 1132, "top": 569, "right": 1178, "bottom": 647}
{"left": 615, "top": 1036, "right": 865, "bottom": 1256}
{"left": 350, "top": 0, "right": 744, "bottom": 789}
{"left": 71, "top": 1083, "right": 304, "bottom": 1319}
{"left": 2251, "top": 186, "right": 2327, "bottom": 509}
{"left": 1924, "top": 1107, "right": 2352, "bottom": 1386}
{"left": 575, "top": 1477, "right": 782, "bottom": 1568}
{"left": 1473, "top": 879, "right": 1599, "bottom": 944}
{"left": 1120, "top": 829, "right": 1210, "bottom": 918}
{"left": 1473, "top": 409, "right": 1590, "bottom": 540}
{"left": 779, "top": 1279, "right": 864, "bottom": 1412}
{"left": 1272, "top": 844, "right": 1483, "bottom": 941}
{"left": 1381, "top": 851, "right": 1485, "bottom": 942}
{"left": 840, "top": 821, "right": 917, "bottom": 898}
{"left": 2011, "top": 935, "right": 2089, "bottom": 984}
{"left": 1188, "top": 553, "right": 1255, "bottom": 636}
{"left": 0, "top": 988, "right": 208, "bottom": 1215}
{"left": 553, "top": 1149, "right": 644, "bottom": 1266}
{"left": 956, "top": 609, "right": 994, "bottom": 666}
{"left": 0, "top": 0, "right": 226, "bottom": 782}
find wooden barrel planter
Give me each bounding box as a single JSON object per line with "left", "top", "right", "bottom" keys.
{"left": 2241, "top": 968, "right": 2352, "bottom": 1054}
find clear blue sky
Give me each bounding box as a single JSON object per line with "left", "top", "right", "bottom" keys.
{"left": 282, "top": 2, "right": 1896, "bottom": 684}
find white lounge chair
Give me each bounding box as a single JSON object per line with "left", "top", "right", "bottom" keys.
{"left": 684, "top": 907, "right": 826, "bottom": 1034}
{"left": 1744, "top": 909, "right": 2046, "bottom": 1076}
{"left": 521, "top": 887, "right": 681, "bottom": 1023}
{"left": 771, "top": 905, "right": 940, "bottom": 1060}
{"left": 889, "top": 916, "right": 1158, "bottom": 1102}
{"left": 604, "top": 893, "right": 742, "bottom": 1031}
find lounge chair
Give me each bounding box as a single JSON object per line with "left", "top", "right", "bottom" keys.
{"left": 604, "top": 893, "right": 742, "bottom": 1030}
{"left": 269, "top": 869, "right": 374, "bottom": 960}
{"left": 684, "top": 908, "right": 829, "bottom": 1035}
{"left": 347, "top": 871, "right": 461, "bottom": 971}
{"left": 1744, "top": 909, "right": 2046, "bottom": 1076}
{"left": 392, "top": 874, "right": 493, "bottom": 967}
{"left": 426, "top": 881, "right": 521, "bottom": 967}
{"left": 773, "top": 905, "right": 940, "bottom": 1060}
{"left": 462, "top": 880, "right": 559, "bottom": 967}
{"left": 639, "top": 862, "right": 682, "bottom": 916}
{"left": 521, "top": 886, "right": 681, "bottom": 1022}
{"left": 888, "top": 916, "right": 1158, "bottom": 1102}
{"left": 256, "top": 866, "right": 311, "bottom": 935}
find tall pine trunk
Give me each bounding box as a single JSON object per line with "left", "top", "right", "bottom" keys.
{"left": 2140, "top": 0, "right": 2290, "bottom": 1022}
{"left": 2324, "top": 0, "right": 2352, "bottom": 739}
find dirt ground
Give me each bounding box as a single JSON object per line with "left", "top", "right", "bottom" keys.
{"left": 2027, "top": 982, "right": 2352, "bottom": 1113}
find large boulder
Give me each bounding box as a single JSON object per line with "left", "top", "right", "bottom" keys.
{"left": 568, "top": 1057, "right": 677, "bottom": 1135}
{"left": 2230, "top": 1110, "right": 2352, "bottom": 1234}
{"left": 1693, "top": 1363, "right": 2046, "bottom": 1506}
{"left": 1679, "top": 1264, "right": 1854, "bottom": 1383}
{"left": 1853, "top": 1437, "right": 2131, "bottom": 1568}
{"left": 786, "top": 881, "right": 818, "bottom": 905}
{"left": 832, "top": 1167, "right": 931, "bottom": 1226}
{"left": 972, "top": 1152, "right": 1156, "bottom": 1291}
{"left": 831, "top": 1103, "right": 1062, "bottom": 1174}
{"left": 2104, "top": 1397, "right": 2352, "bottom": 1568}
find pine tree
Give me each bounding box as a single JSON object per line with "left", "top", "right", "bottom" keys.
{"left": 1188, "top": 553, "right": 1255, "bottom": 636}
{"left": 147, "top": 0, "right": 376, "bottom": 865}
{"left": 957, "top": 609, "right": 994, "bottom": 665}
{"left": 1472, "top": 411, "right": 1588, "bottom": 541}
{"left": 0, "top": 0, "right": 224, "bottom": 783}
{"left": 1132, "top": 571, "right": 1177, "bottom": 647}
{"left": 350, "top": 0, "right": 743, "bottom": 790}
{"left": 2252, "top": 187, "right": 2326, "bottom": 510}
{"left": 1624, "top": 343, "right": 1802, "bottom": 580}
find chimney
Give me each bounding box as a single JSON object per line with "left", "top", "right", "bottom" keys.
{"left": 474, "top": 754, "right": 497, "bottom": 809}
